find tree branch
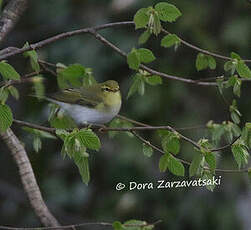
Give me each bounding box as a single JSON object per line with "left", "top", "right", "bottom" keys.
{"left": 132, "top": 131, "right": 248, "bottom": 173}
{"left": 0, "top": 129, "right": 60, "bottom": 227}
{"left": 0, "top": 1, "right": 61, "bottom": 227}
{"left": 0, "top": 219, "right": 162, "bottom": 230}
{"left": 0, "top": 0, "right": 28, "bottom": 43}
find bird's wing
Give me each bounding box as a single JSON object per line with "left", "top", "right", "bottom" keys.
{"left": 48, "top": 88, "right": 102, "bottom": 108}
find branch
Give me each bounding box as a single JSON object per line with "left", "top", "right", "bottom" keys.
{"left": 162, "top": 29, "right": 251, "bottom": 63}
{"left": 89, "top": 30, "right": 251, "bottom": 86}
{"left": 0, "top": 129, "right": 60, "bottom": 227}
{"left": 0, "top": 0, "right": 28, "bottom": 43}
{"left": 0, "top": 219, "right": 162, "bottom": 230}
{"left": 0, "top": 21, "right": 135, "bottom": 60}
{"left": 132, "top": 131, "right": 248, "bottom": 173}
{"left": 12, "top": 117, "right": 245, "bottom": 167}
{"left": 0, "top": 21, "right": 250, "bottom": 87}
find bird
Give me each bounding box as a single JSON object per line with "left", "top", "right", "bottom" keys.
{"left": 44, "top": 80, "right": 122, "bottom": 125}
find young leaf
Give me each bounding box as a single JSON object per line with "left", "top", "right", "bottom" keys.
{"left": 0, "top": 87, "right": 9, "bottom": 103}
{"left": 0, "top": 104, "right": 13, "bottom": 133}
{"left": 161, "top": 132, "right": 180, "bottom": 155}
{"left": 8, "top": 86, "right": 19, "bottom": 100}
{"left": 205, "top": 152, "right": 216, "bottom": 172}
{"left": 202, "top": 170, "right": 215, "bottom": 192}
{"left": 144, "top": 75, "right": 162, "bottom": 86}
{"left": 74, "top": 154, "right": 90, "bottom": 185}
{"left": 232, "top": 143, "right": 249, "bottom": 169}
{"left": 155, "top": 2, "right": 182, "bottom": 22}
{"left": 231, "top": 52, "right": 241, "bottom": 60}
{"left": 161, "top": 34, "right": 180, "bottom": 48}
{"left": 50, "top": 112, "right": 77, "bottom": 129}
{"left": 189, "top": 154, "right": 204, "bottom": 177}
{"left": 142, "top": 143, "right": 153, "bottom": 157}
{"left": 138, "top": 30, "right": 151, "bottom": 45}
{"left": 207, "top": 56, "right": 216, "bottom": 70}
{"left": 134, "top": 8, "right": 150, "bottom": 29}
{"left": 108, "top": 118, "right": 133, "bottom": 138}
{"left": 33, "top": 136, "right": 42, "bottom": 153}
{"left": 58, "top": 64, "right": 86, "bottom": 88}
{"left": 159, "top": 153, "right": 169, "bottom": 172}
{"left": 152, "top": 12, "right": 162, "bottom": 36}
{"left": 127, "top": 49, "right": 140, "bottom": 70}
{"left": 0, "top": 61, "right": 20, "bottom": 80}
{"left": 137, "top": 48, "right": 156, "bottom": 63}
{"left": 224, "top": 61, "right": 235, "bottom": 72}
{"left": 77, "top": 129, "right": 101, "bottom": 151}
{"left": 112, "top": 221, "right": 124, "bottom": 230}
{"left": 167, "top": 154, "right": 185, "bottom": 176}
{"left": 236, "top": 61, "right": 251, "bottom": 78}
{"left": 196, "top": 53, "right": 208, "bottom": 71}
{"left": 23, "top": 43, "right": 40, "bottom": 72}
{"left": 127, "top": 74, "right": 144, "bottom": 99}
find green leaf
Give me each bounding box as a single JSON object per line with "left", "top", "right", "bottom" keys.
{"left": 144, "top": 75, "right": 162, "bottom": 85}
{"left": 224, "top": 61, "right": 235, "bottom": 72}
{"left": 152, "top": 12, "right": 162, "bottom": 36}
{"left": 23, "top": 43, "right": 40, "bottom": 72}
{"left": 205, "top": 152, "right": 216, "bottom": 172}
{"left": 124, "top": 219, "right": 147, "bottom": 230}
{"left": 58, "top": 64, "right": 86, "bottom": 88}
{"left": 0, "top": 61, "right": 20, "bottom": 80}
{"left": 159, "top": 153, "right": 169, "bottom": 172}
{"left": 207, "top": 56, "right": 216, "bottom": 70}
{"left": 142, "top": 143, "right": 153, "bottom": 157}
{"left": 202, "top": 170, "right": 215, "bottom": 192}
{"left": 77, "top": 129, "right": 101, "bottom": 151}
{"left": 231, "top": 111, "right": 240, "bottom": 124}
{"left": 231, "top": 52, "right": 241, "bottom": 60}
{"left": 189, "top": 154, "right": 204, "bottom": 177}
{"left": 108, "top": 118, "right": 133, "bottom": 138}
{"left": 236, "top": 61, "right": 251, "bottom": 78}
{"left": 127, "top": 49, "right": 140, "bottom": 70}
{"left": 232, "top": 143, "right": 249, "bottom": 169}
{"left": 161, "top": 132, "right": 180, "bottom": 155}
{"left": 161, "top": 34, "right": 180, "bottom": 48}
{"left": 74, "top": 154, "right": 90, "bottom": 185}
{"left": 8, "top": 86, "right": 19, "bottom": 100}
{"left": 137, "top": 78, "right": 145, "bottom": 96}
{"left": 167, "top": 154, "right": 185, "bottom": 176}
{"left": 0, "top": 87, "right": 9, "bottom": 103}
{"left": 196, "top": 53, "right": 208, "bottom": 71}
{"left": 137, "top": 48, "right": 156, "bottom": 63}
{"left": 23, "top": 127, "right": 56, "bottom": 139}
{"left": 155, "top": 2, "right": 182, "bottom": 22}
{"left": 133, "top": 8, "right": 150, "bottom": 29}
{"left": 127, "top": 74, "right": 144, "bottom": 99}
{"left": 138, "top": 30, "right": 151, "bottom": 45}
{"left": 33, "top": 136, "right": 42, "bottom": 153}
{"left": 0, "top": 104, "right": 13, "bottom": 133}
{"left": 113, "top": 221, "right": 124, "bottom": 230}
{"left": 50, "top": 111, "right": 77, "bottom": 129}
{"left": 233, "top": 78, "right": 241, "bottom": 97}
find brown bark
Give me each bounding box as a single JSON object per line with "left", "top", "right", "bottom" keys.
{"left": 0, "top": 129, "right": 60, "bottom": 227}
{"left": 0, "top": 0, "right": 28, "bottom": 43}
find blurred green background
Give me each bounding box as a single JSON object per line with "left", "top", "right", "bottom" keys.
{"left": 0, "top": 0, "right": 251, "bottom": 229}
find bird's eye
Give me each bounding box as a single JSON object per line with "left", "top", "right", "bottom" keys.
{"left": 102, "top": 86, "right": 111, "bottom": 92}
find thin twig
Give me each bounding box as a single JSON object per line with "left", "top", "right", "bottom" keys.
{"left": 162, "top": 28, "right": 251, "bottom": 63}
{"left": 0, "top": 219, "right": 162, "bottom": 230}
{"left": 132, "top": 131, "right": 248, "bottom": 173}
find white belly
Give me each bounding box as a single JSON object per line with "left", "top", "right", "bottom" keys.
{"left": 51, "top": 100, "right": 121, "bottom": 124}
